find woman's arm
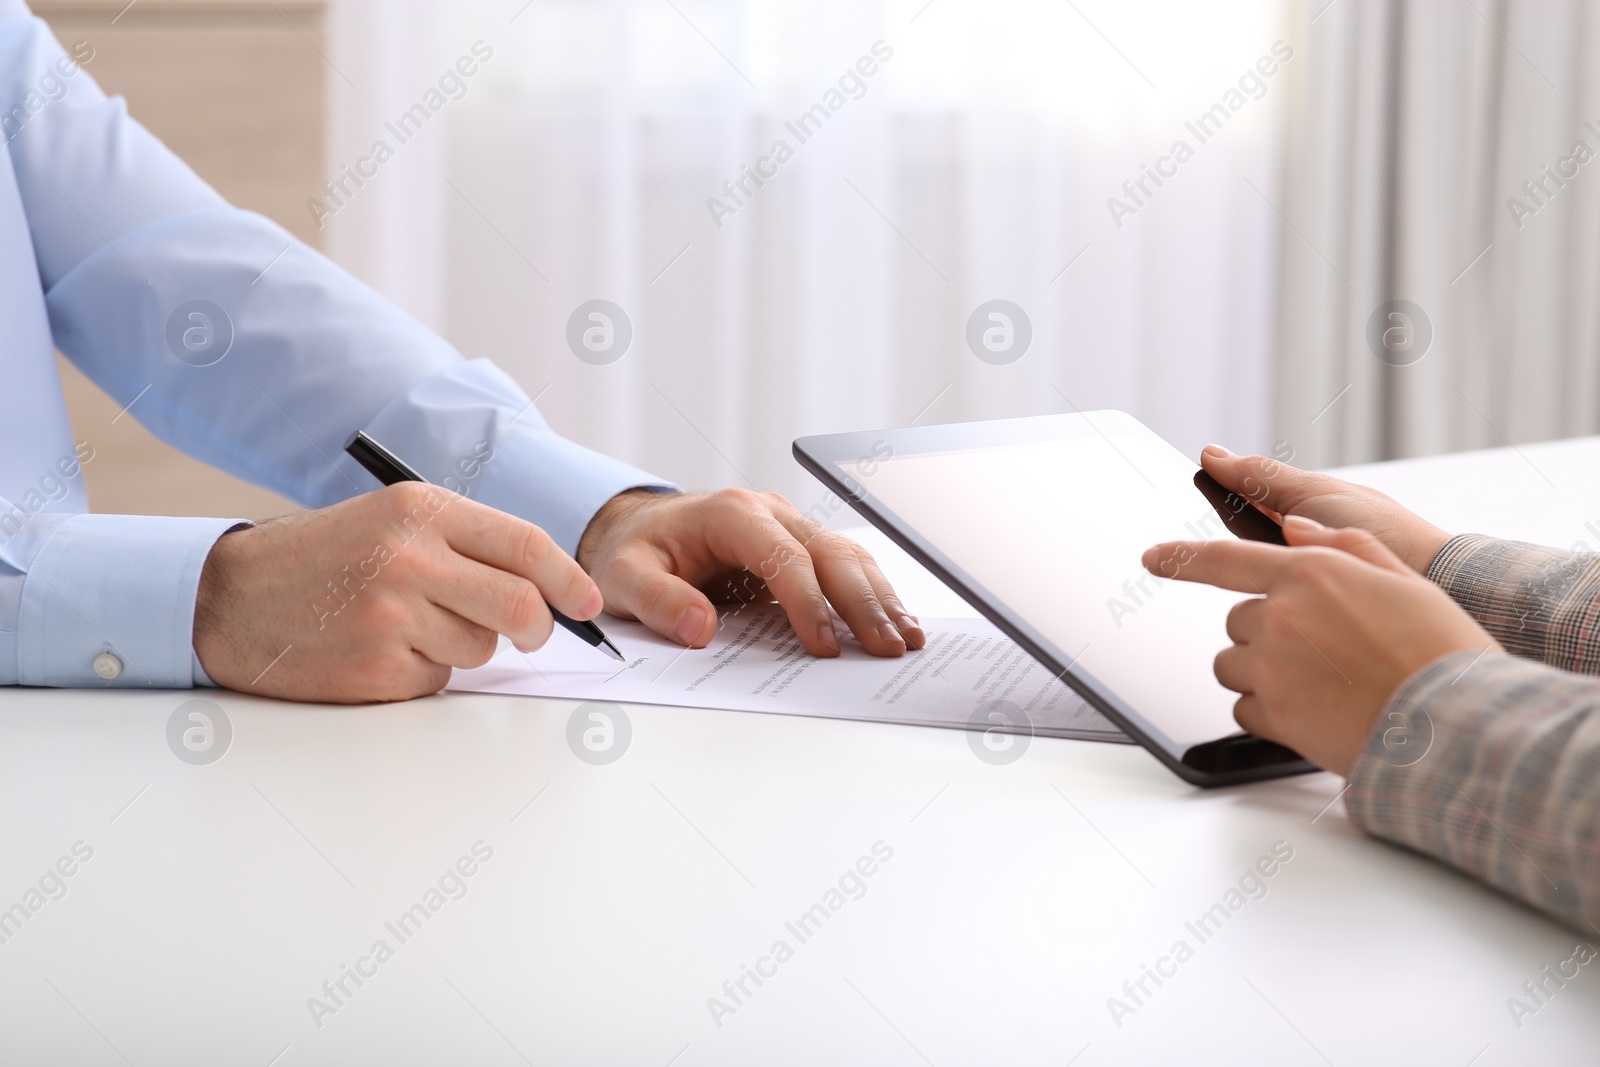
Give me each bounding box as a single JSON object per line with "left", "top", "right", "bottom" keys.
{"left": 1427, "top": 535, "right": 1600, "bottom": 675}
{"left": 1142, "top": 519, "right": 1600, "bottom": 931}
{"left": 1348, "top": 649, "right": 1600, "bottom": 933}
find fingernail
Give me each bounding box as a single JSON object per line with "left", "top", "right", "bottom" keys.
{"left": 878, "top": 622, "right": 904, "bottom": 644}
{"left": 1203, "top": 443, "right": 1233, "bottom": 459}
{"left": 818, "top": 623, "right": 840, "bottom": 653}
{"left": 675, "top": 605, "right": 707, "bottom": 644}
{"left": 899, "top": 614, "right": 923, "bottom": 634}
{"left": 582, "top": 586, "right": 604, "bottom": 617}
{"left": 1284, "top": 514, "right": 1323, "bottom": 531}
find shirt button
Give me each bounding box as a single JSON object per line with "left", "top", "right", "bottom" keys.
{"left": 92, "top": 652, "right": 123, "bottom": 680}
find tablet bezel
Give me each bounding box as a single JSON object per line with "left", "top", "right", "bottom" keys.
{"left": 793, "top": 411, "right": 1316, "bottom": 788}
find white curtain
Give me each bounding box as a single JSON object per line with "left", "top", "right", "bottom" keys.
{"left": 325, "top": 0, "right": 1287, "bottom": 513}
{"left": 1276, "top": 0, "right": 1600, "bottom": 469}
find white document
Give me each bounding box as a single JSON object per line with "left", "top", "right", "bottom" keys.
{"left": 448, "top": 605, "right": 1125, "bottom": 742}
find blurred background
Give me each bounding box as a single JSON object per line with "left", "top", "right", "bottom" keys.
{"left": 33, "top": 0, "right": 1600, "bottom": 522}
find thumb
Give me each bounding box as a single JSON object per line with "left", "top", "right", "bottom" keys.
{"left": 1282, "top": 515, "right": 1411, "bottom": 574}
{"left": 1201, "top": 445, "right": 1321, "bottom": 519}
{"left": 598, "top": 548, "right": 719, "bottom": 648}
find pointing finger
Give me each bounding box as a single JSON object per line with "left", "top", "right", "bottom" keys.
{"left": 1141, "top": 537, "right": 1296, "bottom": 594}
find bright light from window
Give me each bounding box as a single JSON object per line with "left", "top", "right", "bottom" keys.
{"left": 493, "top": 0, "right": 1283, "bottom": 134}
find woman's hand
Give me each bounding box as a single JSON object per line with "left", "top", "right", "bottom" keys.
{"left": 1201, "top": 445, "right": 1453, "bottom": 575}
{"left": 1143, "top": 516, "right": 1499, "bottom": 775}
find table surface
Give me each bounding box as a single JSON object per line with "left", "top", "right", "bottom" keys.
{"left": 5, "top": 438, "right": 1600, "bottom": 1066}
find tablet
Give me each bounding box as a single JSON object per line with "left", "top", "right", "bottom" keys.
{"left": 794, "top": 411, "right": 1316, "bottom": 787}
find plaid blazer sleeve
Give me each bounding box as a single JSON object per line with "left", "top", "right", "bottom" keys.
{"left": 1346, "top": 650, "right": 1600, "bottom": 932}
{"left": 1345, "top": 535, "right": 1600, "bottom": 931}
{"left": 1427, "top": 534, "right": 1600, "bottom": 673}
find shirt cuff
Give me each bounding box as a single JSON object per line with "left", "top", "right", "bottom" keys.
{"left": 192, "top": 649, "right": 216, "bottom": 687}
{"left": 15, "top": 514, "right": 244, "bottom": 688}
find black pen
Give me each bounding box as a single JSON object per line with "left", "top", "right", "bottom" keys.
{"left": 344, "top": 430, "right": 625, "bottom": 663}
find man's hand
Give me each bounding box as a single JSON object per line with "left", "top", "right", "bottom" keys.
{"left": 1200, "top": 444, "right": 1452, "bottom": 574}
{"left": 194, "top": 483, "right": 603, "bottom": 703}
{"left": 1143, "top": 516, "right": 1498, "bottom": 775}
{"left": 577, "top": 488, "right": 926, "bottom": 657}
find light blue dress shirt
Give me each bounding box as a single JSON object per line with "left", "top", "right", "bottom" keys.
{"left": 0, "top": 2, "right": 669, "bottom": 689}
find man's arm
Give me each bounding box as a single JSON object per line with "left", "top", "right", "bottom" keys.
{"left": 2, "top": 7, "right": 665, "bottom": 557}
{"left": 0, "top": 5, "right": 922, "bottom": 694}
{"left": 1348, "top": 651, "right": 1600, "bottom": 933}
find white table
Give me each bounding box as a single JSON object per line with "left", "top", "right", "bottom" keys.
{"left": 5, "top": 438, "right": 1600, "bottom": 1066}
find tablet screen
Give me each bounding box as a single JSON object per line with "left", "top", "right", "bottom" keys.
{"left": 842, "top": 425, "right": 1248, "bottom": 749}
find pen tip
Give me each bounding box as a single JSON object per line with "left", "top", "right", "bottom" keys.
{"left": 601, "top": 639, "right": 625, "bottom": 662}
